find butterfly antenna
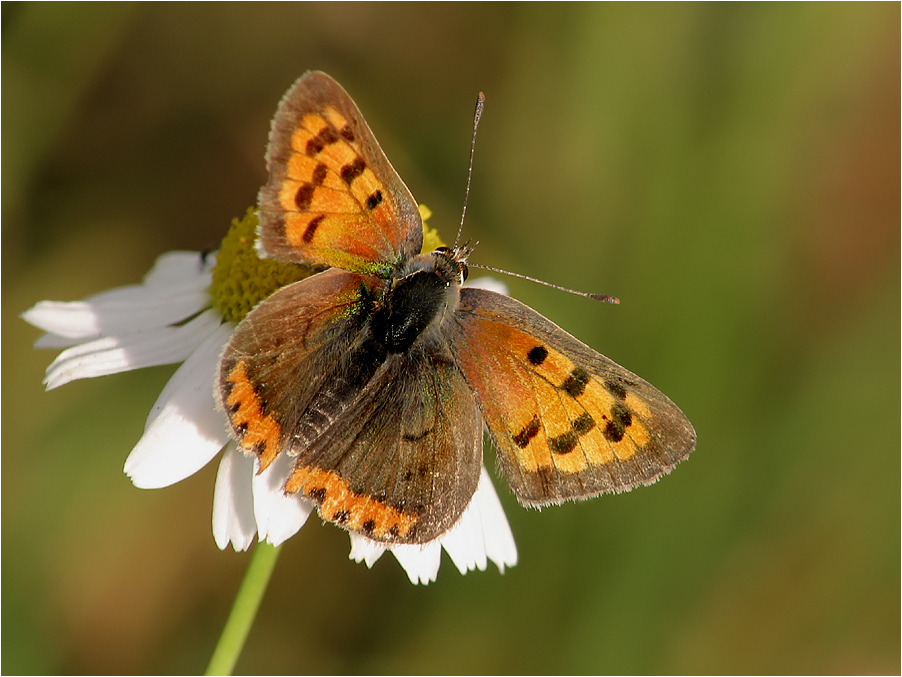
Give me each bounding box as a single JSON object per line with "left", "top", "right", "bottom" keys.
{"left": 468, "top": 263, "right": 621, "bottom": 304}
{"left": 454, "top": 91, "right": 486, "bottom": 249}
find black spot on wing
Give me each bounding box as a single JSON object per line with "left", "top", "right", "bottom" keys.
{"left": 603, "top": 421, "right": 625, "bottom": 443}
{"left": 312, "top": 162, "right": 328, "bottom": 185}
{"left": 561, "top": 367, "right": 590, "bottom": 397}
{"left": 295, "top": 183, "right": 316, "bottom": 210}
{"left": 572, "top": 412, "right": 596, "bottom": 435}
{"left": 550, "top": 413, "right": 596, "bottom": 455}
{"left": 366, "top": 190, "right": 383, "bottom": 210}
{"left": 604, "top": 378, "right": 628, "bottom": 400}
{"left": 340, "top": 157, "right": 367, "bottom": 185}
{"left": 612, "top": 402, "right": 632, "bottom": 427}
{"left": 306, "top": 126, "right": 339, "bottom": 156}
{"left": 302, "top": 215, "right": 324, "bottom": 243}
{"left": 513, "top": 415, "right": 541, "bottom": 448}
{"left": 307, "top": 487, "right": 327, "bottom": 504}
{"left": 602, "top": 402, "right": 633, "bottom": 443}
{"left": 550, "top": 431, "right": 578, "bottom": 454}
{"left": 527, "top": 345, "right": 548, "bottom": 366}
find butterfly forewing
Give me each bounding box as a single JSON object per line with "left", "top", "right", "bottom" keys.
{"left": 450, "top": 288, "right": 696, "bottom": 506}
{"left": 258, "top": 71, "right": 423, "bottom": 277}
{"left": 218, "top": 268, "right": 380, "bottom": 472}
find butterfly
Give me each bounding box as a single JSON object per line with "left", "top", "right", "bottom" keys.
{"left": 217, "top": 71, "right": 696, "bottom": 545}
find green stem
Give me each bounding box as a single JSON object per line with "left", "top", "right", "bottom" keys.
{"left": 205, "top": 542, "right": 282, "bottom": 675}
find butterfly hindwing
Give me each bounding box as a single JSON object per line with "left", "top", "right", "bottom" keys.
{"left": 258, "top": 71, "right": 423, "bottom": 277}
{"left": 283, "top": 347, "right": 483, "bottom": 544}
{"left": 450, "top": 288, "right": 696, "bottom": 506}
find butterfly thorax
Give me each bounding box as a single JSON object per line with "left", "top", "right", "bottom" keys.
{"left": 373, "top": 247, "right": 467, "bottom": 354}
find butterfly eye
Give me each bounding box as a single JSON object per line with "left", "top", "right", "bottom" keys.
{"left": 460, "top": 263, "right": 469, "bottom": 282}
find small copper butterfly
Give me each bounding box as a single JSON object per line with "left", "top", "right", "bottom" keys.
{"left": 217, "top": 72, "right": 696, "bottom": 544}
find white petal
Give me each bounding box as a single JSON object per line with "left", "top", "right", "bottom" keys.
{"left": 471, "top": 466, "right": 518, "bottom": 572}
{"left": 391, "top": 541, "right": 443, "bottom": 585}
{"left": 141, "top": 250, "right": 215, "bottom": 288}
{"left": 33, "top": 333, "right": 85, "bottom": 349}
{"left": 465, "top": 276, "right": 509, "bottom": 295}
{"left": 43, "top": 309, "right": 222, "bottom": 389}
{"left": 23, "top": 290, "right": 210, "bottom": 342}
{"left": 348, "top": 533, "right": 386, "bottom": 568}
{"left": 124, "top": 323, "right": 233, "bottom": 488}
{"left": 252, "top": 453, "right": 313, "bottom": 547}
{"left": 212, "top": 443, "right": 257, "bottom": 551}
{"left": 22, "top": 252, "right": 213, "bottom": 341}
{"left": 22, "top": 301, "right": 102, "bottom": 341}
{"left": 440, "top": 495, "right": 489, "bottom": 574}
{"left": 438, "top": 466, "right": 518, "bottom": 575}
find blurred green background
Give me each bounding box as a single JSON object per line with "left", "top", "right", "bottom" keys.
{"left": 4, "top": 3, "right": 899, "bottom": 674}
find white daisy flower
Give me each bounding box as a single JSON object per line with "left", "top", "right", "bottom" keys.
{"left": 21, "top": 209, "right": 518, "bottom": 585}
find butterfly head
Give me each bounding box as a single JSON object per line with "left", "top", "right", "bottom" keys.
{"left": 431, "top": 244, "right": 473, "bottom": 285}
{"left": 399, "top": 244, "right": 471, "bottom": 286}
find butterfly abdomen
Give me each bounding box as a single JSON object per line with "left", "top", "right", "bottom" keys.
{"left": 289, "top": 336, "right": 387, "bottom": 452}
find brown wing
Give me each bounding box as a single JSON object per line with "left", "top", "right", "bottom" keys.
{"left": 449, "top": 288, "right": 696, "bottom": 505}
{"left": 218, "top": 268, "right": 381, "bottom": 472}
{"left": 283, "top": 348, "right": 484, "bottom": 545}
{"left": 258, "top": 71, "right": 423, "bottom": 277}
